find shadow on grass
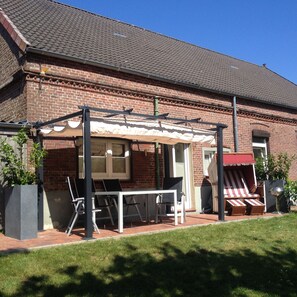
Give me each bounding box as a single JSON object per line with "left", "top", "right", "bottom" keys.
{"left": 2, "top": 241, "right": 297, "bottom": 297}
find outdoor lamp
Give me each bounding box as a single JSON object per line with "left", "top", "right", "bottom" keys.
{"left": 270, "top": 186, "right": 284, "bottom": 214}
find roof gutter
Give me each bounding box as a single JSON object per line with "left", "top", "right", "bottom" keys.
{"left": 26, "top": 47, "right": 297, "bottom": 111}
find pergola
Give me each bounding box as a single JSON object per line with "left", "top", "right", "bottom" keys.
{"left": 34, "top": 105, "right": 227, "bottom": 238}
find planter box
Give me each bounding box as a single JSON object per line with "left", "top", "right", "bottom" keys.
{"left": 5, "top": 185, "right": 38, "bottom": 240}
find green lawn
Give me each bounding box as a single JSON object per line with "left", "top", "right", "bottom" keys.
{"left": 1, "top": 214, "right": 297, "bottom": 297}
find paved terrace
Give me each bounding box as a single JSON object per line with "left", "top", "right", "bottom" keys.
{"left": 0, "top": 213, "right": 277, "bottom": 254}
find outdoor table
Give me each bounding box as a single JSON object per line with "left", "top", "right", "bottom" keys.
{"left": 95, "top": 189, "right": 181, "bottom": 233}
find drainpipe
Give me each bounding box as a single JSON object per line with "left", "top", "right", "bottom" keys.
{"left": 233, "top": 96, "right": 239, "bottom": 152}
{"left": 154, "top": 96, "right": 160, "bottom": 189}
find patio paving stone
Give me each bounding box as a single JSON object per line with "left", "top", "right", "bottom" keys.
{"left": 0, "top": 212, "right": 276, "bottom": 254}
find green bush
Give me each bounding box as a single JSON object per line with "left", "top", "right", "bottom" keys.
{"left": 255, "top": 156, "right": 267, "bottom": 181}
{"left": 0, "top": 128, "right": 47, "bottom": 187}
{"left": 255, "top": 152, "right": 296, "bottom": 181}
{"left": 284, "top": 180, "right": 297, "bottom": 202}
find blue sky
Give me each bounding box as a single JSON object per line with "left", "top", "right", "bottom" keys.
{"left": 58, "top": 0, "right": 297, "bottom": 84}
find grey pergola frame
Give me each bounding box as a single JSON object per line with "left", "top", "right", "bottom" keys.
{"left": 35, "top": 105, "right": 227, "bottom": 239}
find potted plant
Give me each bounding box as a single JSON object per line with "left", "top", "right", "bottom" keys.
{"left": 0, "top": 128, "right": 46, "bottom": 239}
{"left": 255, "top": 152, "right": 296, "bottom": 213}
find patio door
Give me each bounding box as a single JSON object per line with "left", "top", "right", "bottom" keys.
{"left": 168, "top": 143, "right": 193, "bottom": 209}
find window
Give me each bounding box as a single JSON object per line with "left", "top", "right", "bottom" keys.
{"left": 252, "top": 137, "right": 268, "bottom": 159}
{"left": 202, "top": 147, "right": 230, "bottom": 176}
{"left": 77, "top": 138, "right": 131, "bottom": 179}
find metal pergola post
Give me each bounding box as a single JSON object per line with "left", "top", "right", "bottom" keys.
{"left": 217, "top": 123, "right": 227, "bottom": 221}
{"left": 36, "top": 130, "right": 44, "bottom": 231}
{"left": 82, "top": 107, "right": 94, "bottom": 239}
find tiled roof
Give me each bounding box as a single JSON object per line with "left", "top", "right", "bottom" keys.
{"left": 1, "top": 0, "right": 297, "bottom": 109}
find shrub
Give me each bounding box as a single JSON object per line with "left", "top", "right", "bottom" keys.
{"left": 284, "top": 180, "right": 297, "bottom": 202}
{"left": 255, "top": 152, "right": 296, "bottom": 181}
{"left": 0, "top": 128, "right": 47, "bottom": 187}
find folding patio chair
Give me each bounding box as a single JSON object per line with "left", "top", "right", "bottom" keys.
{"left": 102, "top": 179, "right": 143, "bottom": 221}
{"left": 75, "top": 178, "right": 115, "bottom": 226}
{"left": 65, "top": 177, "right": 101, "bottom": 235}
{"left": 155, "top": 177, "right": 186, "bottom": 223}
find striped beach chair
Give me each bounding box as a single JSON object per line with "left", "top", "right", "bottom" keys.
{"left": 224, "top": 169, "right": 264, "bottom": 215}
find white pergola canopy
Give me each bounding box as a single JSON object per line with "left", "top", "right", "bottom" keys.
{"left": 40, "top": 119, "right": 216, "bottom": 145}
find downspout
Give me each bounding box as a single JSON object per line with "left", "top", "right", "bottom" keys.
{"left": 154, "top": 96, "right": 160, "bottom": 189}
{"left": 233, "top": 96, "right": 239, "bottom": 152}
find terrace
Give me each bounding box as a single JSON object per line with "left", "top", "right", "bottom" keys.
{"left": 0, "top": 212, "right": 276, "bottom": 254}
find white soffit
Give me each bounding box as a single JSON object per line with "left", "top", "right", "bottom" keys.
{"left": 40, "top": 119, "right": 216, "bottom": 145}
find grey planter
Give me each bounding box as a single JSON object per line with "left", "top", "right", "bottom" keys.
{"left": 4, "top": 184, "right": 38, "bottom": 240}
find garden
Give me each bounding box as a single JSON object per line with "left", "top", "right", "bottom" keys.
{"left": 1, "top": 213, "right": 297, "bottom": 297}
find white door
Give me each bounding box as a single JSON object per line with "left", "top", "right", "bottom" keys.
{"left": 169, "top": 143, "right": 192, "bottom": 209}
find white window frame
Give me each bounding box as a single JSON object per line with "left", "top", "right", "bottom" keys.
{"left": 252, "top": 137, "right": 268, "bottom": 159}
{"left": 202, "top": 147, "right": 230, "bottom": 177}
{"left": 78, "top": 138, "right": 131, "bottom": 180}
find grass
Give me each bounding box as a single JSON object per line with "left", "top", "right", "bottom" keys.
{"left": 1, "top": 214, "right": 297, "bottom": 297}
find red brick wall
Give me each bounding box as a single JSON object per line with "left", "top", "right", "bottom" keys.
{"left": 25, "top": 54, "right": 297, "bottom": 187}
{"left": 0, "top": 83, "right": 26, "bottom": 121}
{"left": 43, "top": 138, "right": 77, "bottom": 191}
{"left": 42, "top": 138, "right": 159, "bottom": 192}
{"left": 2, "top": 53, "right": 297, "bottom": 191}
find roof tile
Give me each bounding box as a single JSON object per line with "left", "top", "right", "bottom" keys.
{"left": 0, "top": 0, "right": 296, "bottom": 109}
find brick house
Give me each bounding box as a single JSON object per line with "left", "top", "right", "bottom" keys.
{"left": 0, "top": 0, "right": 297, "bottom": 230}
